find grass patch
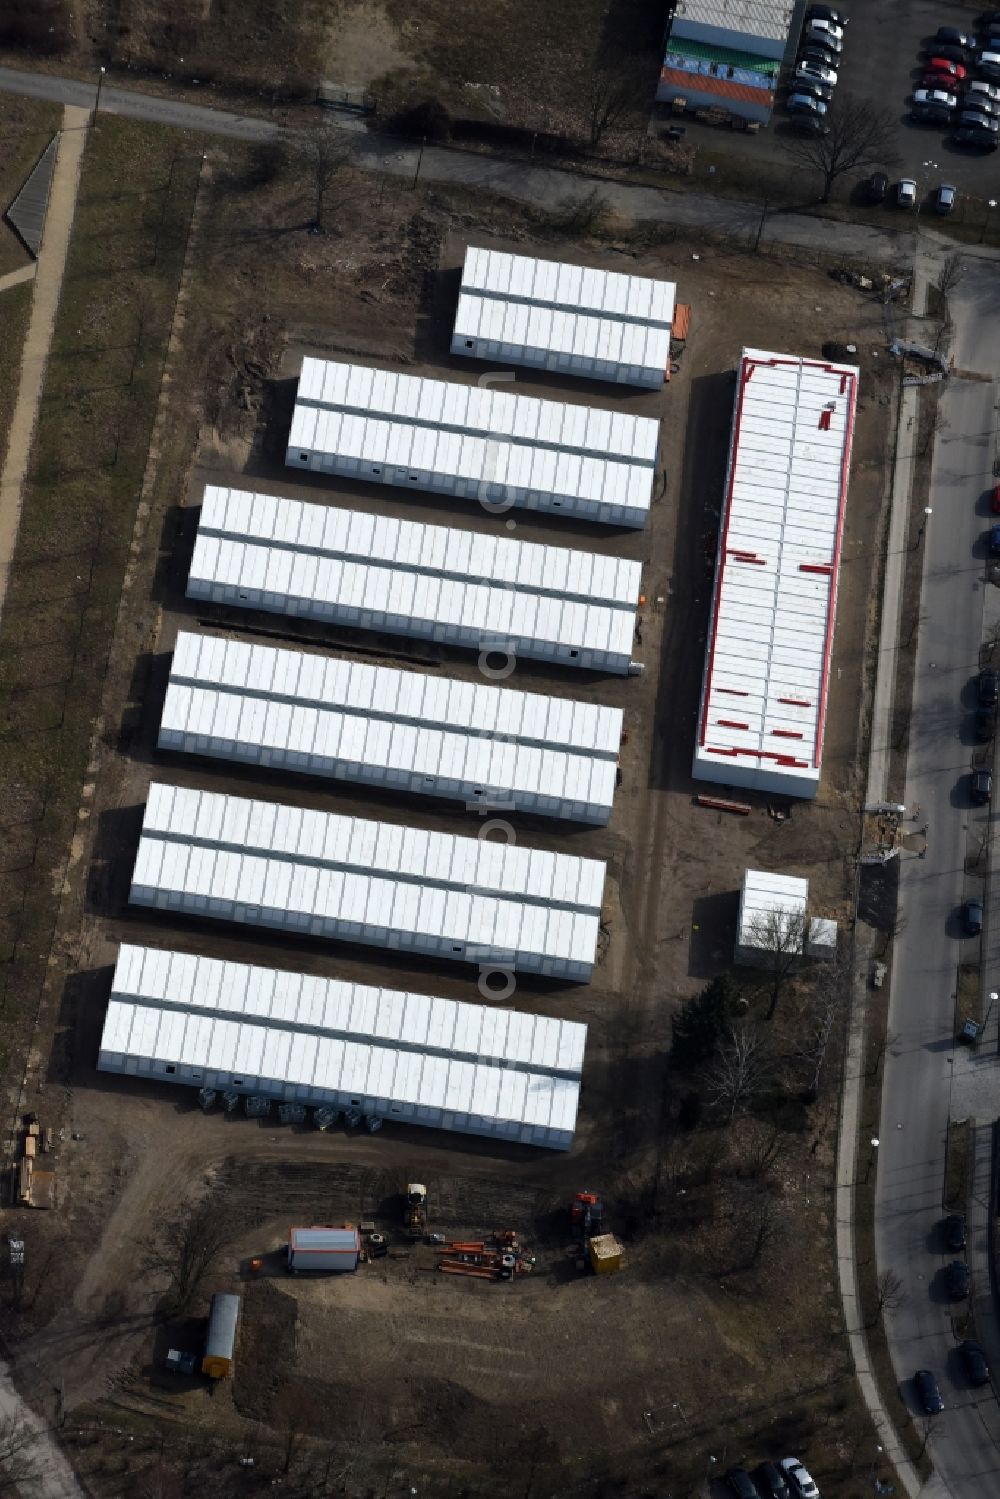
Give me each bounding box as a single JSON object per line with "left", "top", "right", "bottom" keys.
{"left": 0, "top": 280, "right": 32, "bottom": 474}
{"left": 944, "top": 1118, "right": 971, "bottom": 1213}
{"left": 0, "top": 115, "right": 201, "bottom": 1087}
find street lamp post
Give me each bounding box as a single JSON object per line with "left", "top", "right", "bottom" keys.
{"left": 864, "top": 1136, "right": 880, "bottom": 1184}
{"left": 982, "top": 197, "right": 998, "bottom": 244}
{"left": 93, "top": 65, "right": 106, "bottom": 125}
{"left": 913, "top": 506, "right": 932, "bottom": 549}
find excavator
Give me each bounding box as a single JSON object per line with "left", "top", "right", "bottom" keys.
{"left": 403, "top": 1183, "right": 427, "bottom": 1239}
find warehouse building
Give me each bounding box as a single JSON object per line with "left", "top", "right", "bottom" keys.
{"left": 159, "top": 631, "right": 623, "bottom": 825}
{"left": 129, "top": 783, "right": 607, "bottom": 981}
{"left": 187, "top": 485, "right": 642, "bottom": 675}
{"left": 286, "top": 356, "right": 659, "bottom": 527}
{"left": 450, "top": 247, "right": 676, "bottom": 391}
{"left": 735, "top": 868, "right": 808, "bottom": 966}
{"left": 693, "top": 348, "right": 858, "bottom": 799}
{"left": 657, "top": 0, "right": 793, "bottom": 124}
{"left": 97, "top": 944, "right": 588, "bottom": 1149}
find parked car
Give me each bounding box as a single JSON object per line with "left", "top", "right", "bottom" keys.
{"left": 863, "top": 170, "right": 889, "bottom": 202}
{"left": 961, "top": 94, "right": 1000, "bottom": 114}
{"left": 931, "top": 44, "right": 971, "bottom": 65}
{"left": 788, "top": 92, "right": 828, "bottom": 115}
{"left": 962, "top": 899, "right": 984, "bottom": 935}
{"left": 800, "top": 42, "right": 841, "bottom": 68}
{"left": 805, "top": 18, "right": 843, "bottom": 49}
{"left": 795, "top": 59, "right": 838, "bottom": 85}
{"left": 960, "top": 1339, "right": 991, "bottom": 1386}
{"left": 778, "top": 1459, "right": 819, "bottom": 1499}
{"left": 945, "top": 1259, "right": 971, "bottom": 1299}
{"left": 958, "top": 109, "right": 1000, "bottom": 130}
{"left": 789, "top": 114, "right": 830, "bottom": 135}
{"left": 913, "top": 87, "right": 958, "bottom": 107}
{"left": 914, "top": 1369, "right": 945, "bottom": 1414}
{"left": 944, "top": 1212, "right": 967, "bottom": 1250}
{"left": 926, "top": 56, "right": 966, "bottom": 77}
{"left": 936, "top": 26, "right": 973, "bottom": 48}
{"left": 912, "top": 103, "right": 958, "bottom": 124}
{"left": 977, "top": 50, "right": 1000, "bottom": 78}
{"left": 935, "top": 183, "right": 957, "bottom": 213}
{"left": 897, "top": 177, "right": 917, "bottom": 207}
{"left": 988, "top": 526, "right": 1000, "bottom": 558}
{"left": 976, "top": 706, "right": 997, "bottom": 741}
{"left": 792, "top": 77, "right": 834, "bottom": 102}
{"left": 754, "top": 1464, "right": 790, "bottom": 1499}
{"left": 807, "top": 3, "right": 847, "bottom": 22}
{"left": 978, "top": 667, "right": 999, "bottom": 704}
{"left": 966, "top": 79, "right": 1000, "bottom": 102}
{"left": 972, "top": 768, "right": 993, "bottom": 804}
{"left": 953, "top": 125, "right": 999, "bottom": 147}
{"left": 982, "top": 10, "right": 1000, "bottom": 27}
{"left": 726, "top": 1468, "right": 762, "bottom": 1499}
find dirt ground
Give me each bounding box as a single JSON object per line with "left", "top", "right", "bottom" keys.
{"left": 2, "top": 144, "right": 904, "bottom": 1498}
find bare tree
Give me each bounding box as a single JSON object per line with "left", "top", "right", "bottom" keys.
{"left": 937, "top": 251, "right": 964, "bottom": 302}
{"left": 796, "top": 954, "right": 851, "bottom": 1095}
{"left": 297, "top": 130, "right": 351, "bottom": 232}
{"left": 782, "top": 93, "right": 898, "bottom": 203}
{"left": 704, "top": 1021, "right": 767, "bottom": 1121}
{"left": 868, "top": 1267, "right": 904, "bottom": 1328}
{"left": 741, "top": 1122, "right": 785, "bottom": 1179}
{"left": 746, "top": 908, "right": 806, "bottom": 1020}
{"left": 582, "top": 56, "right": 649, "bottom": 148}
{"left": 746, "top": 1195, "right": 776, "bottom": 1268}
{"left": 0, "top": 1415, "right": 39, "bottom": 1491}
{"left": 145, "top": 1202, "right": 231, "bottom": 1315}
{"left": 918, "top": 1411, "right": 938, "bottom": 1457}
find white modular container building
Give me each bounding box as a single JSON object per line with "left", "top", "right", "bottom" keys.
{"left": 187, "top": 486, "right": 642, "bottom": 675}
{"left": 451, "top": 247, "right": 676, "bottom": 390}
{"left": 693, "top": 349, "right": 858, "bottom": 799}
{"left": 97, "top": 944, "right": 588, "bottom": 1149}
{"left": 735, "top": 868, "right": 808, "bottom": 965}
{"left": 159, "top": 631, "right": 623, "bottom": 825}
{"left": 129, "top": 783, "right": 607, "bottom": 981}
{"left": 286, "top": 356, "right": 659, "bottom": 528}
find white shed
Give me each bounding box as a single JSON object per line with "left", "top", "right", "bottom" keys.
{"left": 129, "top": 783, "right": 607, "bottom": 982}
{"left": 97, "top": 944, "right": 588, "bottom": 1149}
{"left": 159, "top": 631, "right": 622, "bottom": 825}
{"left": 451, "top": 247, "right": 676, "bottom": 391}
{"left": 186, "top": 485, "right": 643, "bottom": 675}
{"left": 286, "top": 356, "right": 659, "bottom": 527}
{"left": 736, "top": 868, "right": 808, "bottom": 966}
{"left": 693, "top": 349, "right": 859, "bottom": 799}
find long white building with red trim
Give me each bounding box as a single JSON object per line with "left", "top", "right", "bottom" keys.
{"left": 693, "top": 348, "right": 858, "bottom": 799}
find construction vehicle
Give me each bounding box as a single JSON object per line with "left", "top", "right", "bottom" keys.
{"left": 403, "top": 1183, "right": 427, "bottom": 1239}
{"left": 570, "top": 1191, "right": 605, "bottom": 1241}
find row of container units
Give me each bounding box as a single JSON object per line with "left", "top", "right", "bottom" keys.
{"left": 187, "top": 486, "right": 643, "bottom": 675}
{"left": 693, "top": 348, "right": 858, "bottom": 800}
{"left": 129, "top": 783, "right": 607, "bottom": 981}
{"left": 159, "top": 631, "right": 623, "bottom": 825}
{"left": 97, "top": 945, "right": 587, "bottom": 1149}
{"left": 286, "top": 357, "right": 660, "bottom": 528}
{"left": 451, "top": 247, "right": 677, "bottom": 391}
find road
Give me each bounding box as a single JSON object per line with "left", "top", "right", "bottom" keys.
{"left": 0, "top": 63, "right": 910, "bottom": 263}
{"left": 875, "top": 251, "right": 1000, "bottom": 1497}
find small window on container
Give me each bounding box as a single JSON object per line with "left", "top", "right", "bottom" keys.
{"left": 299, "top": 452, "right": 308, "bottom": 461}
{"left": 465, "top": 339, "right": 474, "bottom": 349}
{"left": 165, "top": 1064, "right": 176, "bottom": 1074}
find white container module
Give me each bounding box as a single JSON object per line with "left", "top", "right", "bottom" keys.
{"left": 693, "top": 348, "right": 858, "bottom": 799}
{"left": 159, "top": 631, "right": 623, "bottom": 825}
{"left": 97, "top": 944, "right": 588, "bottom": 1149}
{"left": 129, "top": 783, "right": 607, "bottom": 981}
{"left": 187, "top": 485, "right": 643, "bottom": 674}
{"left": 286, "top": 356, "right": 660, "bottom": 528}
{"left": 451, "top": 247, "right": 676, "bottom": 390}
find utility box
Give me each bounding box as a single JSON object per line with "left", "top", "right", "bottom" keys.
{"left": 287, "top": 1225, "right": 360, "bottom": 1274}
{"left": 588, "top": 1234, "right": 623, "bottom": 1275}
{"left": 202, "top": 1292, "right": 241, "bottom": 1379}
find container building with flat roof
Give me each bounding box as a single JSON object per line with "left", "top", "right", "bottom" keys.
{"left": 187, "top": 485, "right": 643, "bottom": 675}
{"left": 159, "top": 631, "right": 623, "bottom": 825}
{"left": 451, "top": 247, "right": 676, "bottom": 391}
{"left": 97, "top": 944, "right": 587, "bottom": 1148}
{"left": 693, "top": 349, "right": 858, "bottom": 799}
{"left": 129, "top": 783, "right": 606, "bottom": 981}
{"left": 286, "top": 355, "right": 659, "bottom": 527}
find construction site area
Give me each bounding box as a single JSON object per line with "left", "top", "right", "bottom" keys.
{"left": 0, "top": 109, "right": 906, "bottom": 1499}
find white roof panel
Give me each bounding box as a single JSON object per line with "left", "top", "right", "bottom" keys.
{"left": 694, "top": 349, "right": 858, "bottom": 798}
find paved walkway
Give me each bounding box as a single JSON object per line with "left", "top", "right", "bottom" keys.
{"left": 0, "top": 262, "right": 37, "bottom": 295}
{"left": 0, "top": 106, "right": 87, "bottom": 629}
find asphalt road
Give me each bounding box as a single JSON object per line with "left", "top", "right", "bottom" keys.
{"left": 876, "top": 253, "right": 1000, "bottom": 1497}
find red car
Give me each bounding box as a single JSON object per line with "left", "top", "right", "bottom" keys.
{"left": 927, "top": 56, "right": 967, "bottom": 78}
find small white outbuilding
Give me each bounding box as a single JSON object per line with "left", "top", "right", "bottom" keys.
{"left": 735, "top": 868, "right": 808, "bottom": 967}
